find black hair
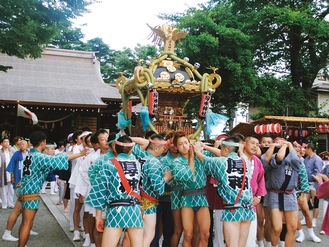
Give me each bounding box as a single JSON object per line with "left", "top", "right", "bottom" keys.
{"left": 63, "top": 139, "right": 69, "bottom": 146}
{"left": 84, "top": 133, "right": 93, "bottom": 145}
{"left": 72, "top": 130, "right": 82, "bottom": 144}
{"left": 145, "top": 130, "right": 156, "bottom": 139}
{"left": 108, "top": 132, "right": 118, "bottom": 143}
{"left": 93, "top": 129, "right": 109, "bottom": 144}
{"left": 29, "top": 131, "right": 47, "bottom": 147}
{"left": 57, "top": 141, "right": 64, "bottom": 147}
{"left": 231, "top": 133, "right": 245, "bottom": 142}
{"left": 165, "top": 131, "right": 175, "bottom": 140}
{"left": 307, "top": 143, "right": 315, "bottom": 151}
{"left": 173, "top": 131, "right": 187, "bottom": 146}
{"left": 0, "top": 136, "right": 10, "bottom": 143}
{"left": 147, "top": 133, "right": 165, "bottom": 150}
{"left": 13, "top": 136, "right": 22, "bottom": 144}
{"left": 115, "top": 135, "right": 133, "bottom": 154}
{"left": 245, "top": 136, "right": 259, "bottom": 142}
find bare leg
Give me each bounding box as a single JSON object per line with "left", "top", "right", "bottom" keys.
{"left": 192, "top": 216, "right": 200, "bottom": 247}
{"left": 83, "top": 212, "right": 90, "bottom": 234}
{"left": 122, "top": 231, "right": 131, "bottom": 247}
{"left": 6, "top": 200, "right": 22, "bottom": 230}
{"left": 270, "top": 209, "right": 283, "bottom": 246}
{"left": 195, "top": 206, "right": 210, "bottom": 247}
{"left": 223, "top": 221, "right": 240, "bottom": 247}
{"left": 171, "top": 209, "right": 183, "bottom": 247}
{"left": 63, "top": 182, "right": 69, "bottom": 212}
{"left": 238, "top": 221, "right": 252, "bottom": 247}
{"left": 284, "top": 210, "right": 298, "bottom": 247}
{"left": 127, "top": 228, "right": 143, "bottom": 247}
{"left": 143, "top": 213, "right": 157, "bottom": 247}
{"left": 102, "top": 228, "right": 123, "bottom": 247}
{"left": 88, "top": 214, "right": 95, "bottom": 244}
{"left": 299, "top": 193, "right": 313, "bottom": 229}
{"left": 73, "top": 198, "right": 83, "bottom": 230}
{"left": 181, "top": 207, "right": 194, "bottom": 247}
{"left": 93, "top": 215, "right": 103, "bottom": 246}
{"left": 18, "top": 208, "right": 37, "bottom": 247}
{"left": 256, "top": 203, "right": 265, "bottom": 241}
{"left": 264, "top": 206, "right": 272, "bottom": 242}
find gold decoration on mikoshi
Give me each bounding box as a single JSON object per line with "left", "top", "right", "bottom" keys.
{"left": 115, "top": 23, "right": 222, "bottom": 140}
{"left": 147, "top": 23, "right": 188, "bottom": 52}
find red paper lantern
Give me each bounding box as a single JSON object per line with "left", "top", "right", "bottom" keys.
{"left": 324, "top": 124, "right": 329, "bottom": 133}
{"left": 254, "top": 125, "right": 261, "bottom": 134}
{"left": 274, "top": 123, "right": 281, "bottom": 133}
{"left": 317, "top": 124, "right": 323, "bottom": 133}
{"left": 261, "top": 124, "right": 267, "bottom": 134}
{"left": 302, "top": 130, "right": 308, "bottom": 137}
{"left": 322, "top": 124, "right": 327, "bottom": 133}
{"left": 260, "top": 124, "right": 265, "bottom": 134}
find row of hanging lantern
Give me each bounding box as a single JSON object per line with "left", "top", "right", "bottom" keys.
{"left": 316, "top": 124, "right": 329, "bottom": 133}
{"left": 286, "top": 129, "right": 309, "bottom": 138}
{"left": 254, "top": 123, "right": 281, "bottom": 134}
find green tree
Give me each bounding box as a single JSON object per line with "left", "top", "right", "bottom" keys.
{"left": 109, "top": 44, "right": 157, "bottom": 83}
{"left": 0, "top": 0, "right": 95, "bottom": 72}
{"left": 80, "top": 38, "right": 117, "bottom": 83}
{"left": 166, "top": 0, "right": 329, "bottom": 117}
{"left": 49, "top": 27, "right": 85, "bottom": 50}
{"left": 229, "top": 0, "right": 329, "bottom": 89}
{"left": 168, "top": 4, "right": 257, "bottom": 121}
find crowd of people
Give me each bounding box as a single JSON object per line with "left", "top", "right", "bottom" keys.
{"left": 0, "top": 128, "right": 329, "bottom": 247}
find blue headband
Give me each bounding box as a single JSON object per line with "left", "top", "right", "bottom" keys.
{"left": 108, "top": 133, "right": 120, "bottom": 144}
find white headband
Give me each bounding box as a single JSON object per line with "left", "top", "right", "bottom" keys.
{"left": 79, "top": 131, "right": 92, "bottom": 139}
{"left": 45, "top": 143, "right": 57, "bottom": 148}
{"left": 221, "top": 141, "right": 240, "bottom": 147}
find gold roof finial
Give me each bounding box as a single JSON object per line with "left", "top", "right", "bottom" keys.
{"left": 147, "top": 23, "right": 188, "bottom": 52}
{"left": 206, "top": 66, "right": 219, "bottom": 73}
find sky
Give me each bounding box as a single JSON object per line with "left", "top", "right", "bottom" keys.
{"left": 74, "top": 0, "right": 208, "bottom": 50}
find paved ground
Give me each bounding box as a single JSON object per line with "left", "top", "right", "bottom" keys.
{"left": 0, "top": 190, "right": 80, "bottom": 247}
{"left": 1, "top": 189, "right": 329, "bottom": 246}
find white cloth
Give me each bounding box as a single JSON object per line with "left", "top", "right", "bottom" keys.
{"left": 69, "top": 144, "right": 94, "bottom": 188}
{"left": 0, "top": 184, "right": 14, "bottom": 208}
{"left": 75, "top": 149, "right": 100, "bottom": 197}
{"left": 246, "top": 213, "right": 257, "bottom": 247}
{"left": 58, "top": 179, "right": 66, "bottom": 203}
{"left": 323, "top": 200, "right": 328, "bottom": 218}
{"left": 4, "top": 151, "right": 11, "bottom": 182}
{"left": 213, "top": 209, "right": 225, "bottom": 247}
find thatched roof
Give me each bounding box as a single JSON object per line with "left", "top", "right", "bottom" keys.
{"left": 0, "top": 48, "right": 122, "bottom": 108}
{"left": 228, "top": 116, "right": 329, "bottom": 137}
{"left": 253, "top": 116, "right": 329, "bottom": 125}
